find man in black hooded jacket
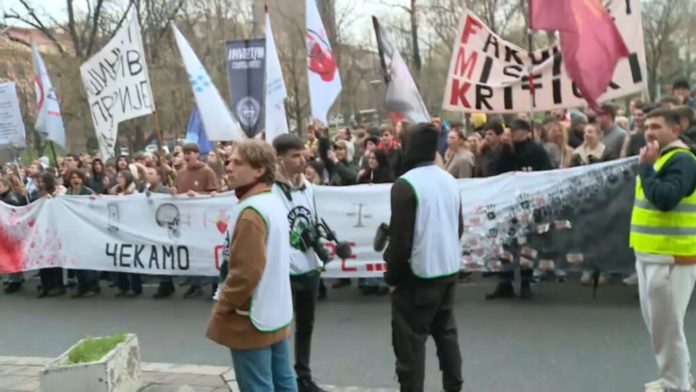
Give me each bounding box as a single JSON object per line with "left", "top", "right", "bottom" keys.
{"left": 488, "top": 119, "right": 552, "bottom": 300}
{"left": 384, "top": 122, "right": 464, "bottom": 392}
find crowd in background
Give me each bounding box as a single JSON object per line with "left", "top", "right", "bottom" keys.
{"left": 1, "top": 77, "right": 696, "bottom": 299}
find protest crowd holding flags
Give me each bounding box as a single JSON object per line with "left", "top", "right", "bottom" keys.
{"left": 2, "top": 0, "right": 696, "bottom": 390}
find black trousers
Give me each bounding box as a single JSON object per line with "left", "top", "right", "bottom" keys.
{"left": 117, "top": 273, "right": 142, "bottom": 294}
{"left": 291, "top": 270, "right": 321, "bottom": 380}
{"left": 391, "top": 281, "right": 463, "bottom": 392}
{"left": 39, "top": 268, "right": 64, "bottom": 293}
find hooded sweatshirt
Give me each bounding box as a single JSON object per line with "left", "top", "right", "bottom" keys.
{"left": 384, "top": 125, "right": 463, "bottom": 287}
{"left": 272, "top": 171, "right": 322, "bottom": 275}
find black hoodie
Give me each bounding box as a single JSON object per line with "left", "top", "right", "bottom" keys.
{"left": 384, "top": 124, "right": 463, "bottom": 287}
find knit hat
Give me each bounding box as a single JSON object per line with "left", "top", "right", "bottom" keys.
{"left": 569, "top": 109, "right": 589, "bottom": 129}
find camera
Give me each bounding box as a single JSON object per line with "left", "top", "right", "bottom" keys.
{"left": 299, "top": 218, "right": 352, "bottom": 263}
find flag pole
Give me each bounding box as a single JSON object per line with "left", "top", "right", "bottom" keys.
{"left": 48, "top": 141, "right": 59, "bottom": 168}
{"left": 527, "top": 28, "right": 536, "bottom": 129}
{"left": 151, "top": 110, "right": 165, "bottom": 166}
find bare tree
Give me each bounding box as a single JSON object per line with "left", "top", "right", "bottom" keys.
{"left": 642, "top": 0, "right": 689, "bottom": 98}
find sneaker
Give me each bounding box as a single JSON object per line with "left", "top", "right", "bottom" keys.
{"left": 183, "top": 286, "right": 203, "bottom": 299}
{"left": 297, "top": 378, "right": 327, "bottom": 392}
{"left": 153, "top": 289, "right": 174, "bottom": 299}
{"left": 623, "top": 273, "right": 639, "bottom": 286}
{"left": 580, "top": 271, "right": 592, "bottom": 285}
{"left": 4, "top": 282, "right": 22, "bottom": 294}
{"left": 331, "top": 279, "right": 351, "bottom": 289}
{"left": 485, "top": 282, "right": 515, "bottom": 300}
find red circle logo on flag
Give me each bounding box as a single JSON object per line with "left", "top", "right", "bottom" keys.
{"left": 307, "top": 30, "right": 337, "bottom": 82}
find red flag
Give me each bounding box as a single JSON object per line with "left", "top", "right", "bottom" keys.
{"left": 529, "top": 0, "right": 629, "bottom": 110}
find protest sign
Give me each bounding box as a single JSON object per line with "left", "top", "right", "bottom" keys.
{"left": 80, "top": 8, "right": 155, "bottom": 160}
{"left": 0, "top": 159, "right": 637, "bottom": 278}
{"left": 226, "top": 39, "right": 266, "bottom": 138}
{"left": 442, "top": 0, "right": 647, "bottom": 113}
{"left": 0, "top": 82, "right": 26, "bottom": 149}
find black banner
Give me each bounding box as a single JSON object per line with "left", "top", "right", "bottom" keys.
{"left": 225, "top": 39, "right": 266, "bottom": 138}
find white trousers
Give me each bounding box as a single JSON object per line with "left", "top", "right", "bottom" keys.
{"left": 636, "top": 252, "right": 696, "bottom": 392}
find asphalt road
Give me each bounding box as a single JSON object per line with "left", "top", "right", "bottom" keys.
{"left": 0, "top": 276, "right": 691, "bottom": 391}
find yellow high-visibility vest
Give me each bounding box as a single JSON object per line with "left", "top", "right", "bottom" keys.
{"left": 630, "top": 148, "right": 696, "bottom": 255}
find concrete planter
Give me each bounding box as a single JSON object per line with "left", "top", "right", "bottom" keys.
{"left": 40, "top": 334, "right": 141, "bottom": 392}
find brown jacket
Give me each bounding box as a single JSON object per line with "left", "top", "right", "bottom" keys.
{"left": 175, "top": 160, "right": 218, "bottom": 193}
{"left": 206, "top": 184, "right": 290, "bottom": 350}
{"left": 444, "top": 148, "right": 475, "bottom": 179}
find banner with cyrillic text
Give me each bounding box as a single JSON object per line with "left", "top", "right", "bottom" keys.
{"left": 80, "top": 8, "right": 155, "bottom": 160}
{"left": 442, "top": 0, "right": 647, "bottom": 113}
{"left": 0, "top": 159, "right": 637, "bottom": 277}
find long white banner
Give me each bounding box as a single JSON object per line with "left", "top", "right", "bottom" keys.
{"left": 442, "top": 0, "right": 647, "bottom": 113}
{"left": 0, "top": 159, "right": 637, "bottom": 278}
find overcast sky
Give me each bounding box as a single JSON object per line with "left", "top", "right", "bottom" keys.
{"left": 1, "top": 0, "right": 411, "bottom": 34}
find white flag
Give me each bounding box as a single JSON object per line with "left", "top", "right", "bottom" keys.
{"left": 264, "top": 11, "right": 289, "bottom": 142}
{"left": 0, "top": 82, "right": 26, "bottom": 148}
{"left": 306, "top": 0, "right": 342, "bottom": 126}
{"left": 32, "top": 43, "right": 66, "bottom": 149}
{"left": 373, "top": 17, "right": 430, "bottom": 123}
{"left": 172, "top": 24, "right": 244, "bottom": 142}
{"left": 80, "top": 8, "right": 155, "bottom": 160}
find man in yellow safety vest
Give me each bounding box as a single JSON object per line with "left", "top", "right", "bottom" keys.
{"left": 631, "top": 108, "right": 696, "bottom": 392}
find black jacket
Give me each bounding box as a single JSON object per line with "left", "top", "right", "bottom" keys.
{"left": 639, "top": 144, "right": 696, "bottom": 212}
{"left": 495, "top": 139, "right": 553, "bottom": 174}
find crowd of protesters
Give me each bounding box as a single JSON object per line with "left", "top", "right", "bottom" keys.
{"left": 2, "top": 77, "right": 696, "bottom": 300}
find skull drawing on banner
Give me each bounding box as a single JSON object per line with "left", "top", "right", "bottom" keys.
{"left": 155, "top": 203, "right": 180, "bottom": 238}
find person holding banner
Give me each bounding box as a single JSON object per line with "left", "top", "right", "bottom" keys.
{"left": 630, "top": 108, "right": 696, "bottom": 392}
{"left": 272, "top": 134, "right": 327, "bottom": 392}
{"left": 487, "top": 119, "right": 552, "bottom": 300}
{"left": 385, "top": 123, "right": 463, "bottom": 392}
{"left": 206, "top": 139, "right": 296, "bottom": 392}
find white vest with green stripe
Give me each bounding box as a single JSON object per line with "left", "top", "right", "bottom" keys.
{"left": 630, "top": 148, "right": 696, "bottom": 256}
{"left": 399, "top": 164, "right": 462, "bottom": 279}
{"left": 228, "top": 192, "right": 293, "bottom": 332}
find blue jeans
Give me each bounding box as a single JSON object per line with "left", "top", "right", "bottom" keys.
{"left": 231, "top": 339, "right": 297, "bottom": 392}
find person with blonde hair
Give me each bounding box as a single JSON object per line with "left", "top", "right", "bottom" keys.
{"left": 545, "top": 120, "right": 574, "bottom": 168}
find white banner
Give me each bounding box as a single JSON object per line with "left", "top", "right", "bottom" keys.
{"left": 0, "top": 82, "right": 26, "bottom": 148}
{"left": 80, "top": 8, "right": 155, "bottom": 160}
{"left": 0, "top": 159, "right": 637, "bottom": 277}
{"left": 442, "top": 0, "right": 647, "bottom": 113}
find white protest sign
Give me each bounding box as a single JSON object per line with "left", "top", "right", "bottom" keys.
{"left": 0, "top": 158, "right": 636, "bottom": 278}
{"left": 80, "top": 8, "right": 155, "bottom": 160}
{"left": 442, "top": 0, "right": 647, "bottom": 113}
{"left": 0, "top": 82, "right": 26, "bottom": 148}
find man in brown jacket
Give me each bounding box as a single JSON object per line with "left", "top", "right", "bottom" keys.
{"left": 154, "top": 143, "right": 219, "bottom": 299}
{"left": 207, "top": 139, "right": 296, "bottom": 391}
